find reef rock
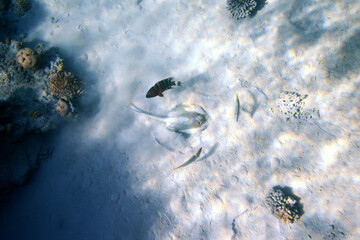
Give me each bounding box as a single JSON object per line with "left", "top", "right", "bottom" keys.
{"left": 265, "top": 186, "right": 303, "bottom": 224}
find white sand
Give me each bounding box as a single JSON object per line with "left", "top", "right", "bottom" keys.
{"left": 0, "top": 0, "right": 359, "bottom": 239}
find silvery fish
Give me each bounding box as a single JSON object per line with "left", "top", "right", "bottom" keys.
{"left": 126, "top": 104, "right": 208, "bottom": 134}
{"left": 235, "top": 93, "right": 240, "bottom": 122}
{"left": 173, "top": 147, "right": 202, "bottom": 170}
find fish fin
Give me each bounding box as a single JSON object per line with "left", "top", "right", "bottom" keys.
{"left": 159, "top": 93, "right": 164, "bottom": 97}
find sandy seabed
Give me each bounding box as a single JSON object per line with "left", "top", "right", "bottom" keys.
{"left": 0, "top": 0, "right": 359, "bottom": 239}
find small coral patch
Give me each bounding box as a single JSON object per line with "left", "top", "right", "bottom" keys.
{"left": 16, "top": 48, "right": 39, "bottom": 69}
{"left": 266, "top": 186, "right": 303, "bottom": 224}
{"left": 273, "top": 91, "right": 320, "bottom": 122}
{"left": 56, "top": 99, "right": 70, "bottom": 117}
{"left": 48, "top": 71, "right": 83, "bottom": 100}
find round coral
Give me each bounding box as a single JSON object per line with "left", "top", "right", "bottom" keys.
{"left": 227, "top": 0, "right": 257, "bottom": 19}
{"left": 56, "top": 99, "right": 70, "bottom": 117}
{"left": 16, "top": 48, "right": 39, "bottom": 69}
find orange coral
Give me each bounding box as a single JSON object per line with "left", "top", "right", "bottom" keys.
{"left": 16, "top": 48, "right": 39, "bottom": 69}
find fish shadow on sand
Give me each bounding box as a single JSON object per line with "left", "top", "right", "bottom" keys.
{"left": 250, "top": 0, "right": 268, "bottom": 18}
{"left": 325, "top": 28, "right": 360, "bottom": 81}
{"left": 240, "top": 90, "right": 260, "bottom": 118}
{"left": 197, "top": 143, "right": 219, "bottom": 162}
{"left": 170, "top": 73, "right": 212, "bottom": 96}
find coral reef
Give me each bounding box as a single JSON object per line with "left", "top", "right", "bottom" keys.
{"left": 265, "top": 186, "right": 303, "bottom": 224}
{"left": 0, "top": 39, "right": 81, "bottom": 131}
{"left": 0, "top": 39, "right": 83, "bottom": 198}
{"left": 16, "top": 48, "right": 39, "bottom": 69}
{"left": 48, "top": 71, "right": 83, "bottom": 100}
{"left": 1, "top": 40, "right": 32, "bottom": 98}
{"left": 273, "top": 91, "right": 320, "bottom": 121}
{"left": 227, "top": 0, "right": 257, "bottom": 19}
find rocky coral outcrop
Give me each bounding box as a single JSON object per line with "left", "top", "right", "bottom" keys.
{"left": 0, "top": 39, "right": 83, "bottom": 198}
{"left": 265, "top": 186, "right": 303, "bottom": 224}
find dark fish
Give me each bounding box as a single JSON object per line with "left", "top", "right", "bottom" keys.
{"left": 235, "top": 93, "right": 240, "bottom": 122}
{"left": 146, "top": 77, "right": 181, "bottom": 98}
{"left": 173, "top": 147, "right": 202, "bottom": 170}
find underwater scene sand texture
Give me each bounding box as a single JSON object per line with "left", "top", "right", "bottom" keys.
{"left": 0, "top": 0, "right": 359, "bottom": 239}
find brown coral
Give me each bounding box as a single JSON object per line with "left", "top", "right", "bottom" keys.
{"left": 265, "top": 187, "right": 303, "bottom": 224}
{"left": 16, "top": 48, "right": 39, "bottom": 69}
{"left": 48, "top": 71, "right": 83, "bottom": 99}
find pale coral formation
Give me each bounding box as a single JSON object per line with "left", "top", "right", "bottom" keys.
{"left": 265, "top": 187, "right": 303, "bottom": 224}
{"left": 227, "top": 0, "right": 257, "bottom": 19}
{"left": 56, "top": 99, "right": 70, "bottom": 117}
{"left": 48, "top": 71, "right": 83, "bottom": 99}
{"left": 16, "top": 48, "right": 39, "bottom": 69}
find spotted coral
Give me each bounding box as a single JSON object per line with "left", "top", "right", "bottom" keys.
{"left": 274, "top": 91, "right": 320, "bottom": 121}
{"left": 48, "top": 71, "right": 83, "bottom": 100}
{"left": 266, "top": 187, "right": 303, "bottom": 224}
{"left": 227, "top": 0, "right": 257, "bottom": 19}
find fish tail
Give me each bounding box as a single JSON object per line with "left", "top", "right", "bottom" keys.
{"left": 165, "top": 77, "right": 181, "bottom": 87}
{"left": 126, "top": 104, "right": 168, "bottom": 120}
